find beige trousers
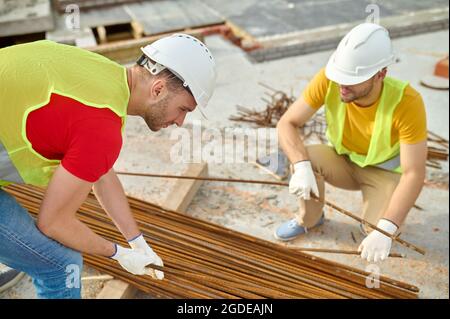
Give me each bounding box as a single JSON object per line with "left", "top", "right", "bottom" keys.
{"left": 296, "top": 144, "right": 401, "bottom": 228}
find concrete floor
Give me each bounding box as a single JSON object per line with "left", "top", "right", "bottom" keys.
{"left": 1, "top": 29, "right": 448, "bottom": 299}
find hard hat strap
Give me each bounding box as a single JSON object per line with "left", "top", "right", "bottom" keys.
{"left": 137, "top": 54, "right": 167, "bottom": 75}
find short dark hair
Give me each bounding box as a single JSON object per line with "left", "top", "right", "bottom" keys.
{"left": 136, "top": 55, "right": 192, "bottom": 95}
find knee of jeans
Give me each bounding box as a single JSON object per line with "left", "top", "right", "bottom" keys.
{"left": 33, "top": 273, "right": 82, "bottom": 299}
{"left": 42, "top": 249, "right": 83, "bottom": 286}
{"left": 33, "top": 251, "right": 83, "bottom": 299}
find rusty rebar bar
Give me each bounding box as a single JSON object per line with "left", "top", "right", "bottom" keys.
{"left": 291, "top": 248, "right": 405, "bottom": 258}
{"left": 116, "top": 171, "right": 425, "bottom": 256}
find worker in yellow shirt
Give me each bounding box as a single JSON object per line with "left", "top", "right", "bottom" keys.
{"left": 275, "top": 23, "right": 428, "bottom": 263}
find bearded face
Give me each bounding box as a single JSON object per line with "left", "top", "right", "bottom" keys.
{"left": 339, "top": 76, "right": 376, "bottom": 103}
{"left": 143, "top": 95, "right": 170, "bottom": 132}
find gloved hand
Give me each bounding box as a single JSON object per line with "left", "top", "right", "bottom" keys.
{"left": 110, "top": 244, "right": 158, "bottom": 275}
{"left": 289, "top": 160, "right": 319, "bottom": 200}
{"left": 129, "top": 234, "right": 164, "bottom": 280}
{"left": 358, "top": 219, "right": 398, "bottom": 263}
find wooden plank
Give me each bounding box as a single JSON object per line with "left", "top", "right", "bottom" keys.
{"left": 96, "top": 26, "right": 108, "bottom": 44}
{"left": 161, "top": 163, "right": 208, "bottom": 212}
{"left": 96, "top": 163, "right": 208, "bottom": 299}
{"left": 96, "top": 279, "right": 136, "bottom": 299}
{"left": 87, "top": 28, "right": 206, "bottom": 64}
{"left": 131, "top": 21, "right": 144, "bottom": 39}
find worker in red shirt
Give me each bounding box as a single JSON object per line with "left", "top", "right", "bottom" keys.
{"left": 0, "top": 34, "right": 216, "bottom": 298}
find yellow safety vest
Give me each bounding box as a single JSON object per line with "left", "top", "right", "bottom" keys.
{"left": 0, "top": 40, "right": 129, "bottom": 187}
{"left": 324, "top": 77, "right": 409, "bottom": 173}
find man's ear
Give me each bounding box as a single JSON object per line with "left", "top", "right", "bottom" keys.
{"left": 151, "top": 79, "right": 167, "bottom": 99}
{"left": 378, "top": 68, "right": 388, "bottom": 81}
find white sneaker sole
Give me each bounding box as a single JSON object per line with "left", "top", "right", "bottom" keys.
{"left": 273, "top": 229, "right": 303, "bottom": 242}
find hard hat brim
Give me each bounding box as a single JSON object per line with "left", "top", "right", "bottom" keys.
{"left": 325, "top": 52, "right": 377, "bottom": 86}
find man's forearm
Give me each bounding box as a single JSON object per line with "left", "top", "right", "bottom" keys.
{"left": 38, "top": 217, "right": 115, "bottom": 256}
{"left": 93, "top": 169, "right": 141, "bottom": 241}
{"left": 382, "top": 171, "right": 425, "bottom": 227}
{"left": 277, "top": 120, "right": 309, "bottom": 164}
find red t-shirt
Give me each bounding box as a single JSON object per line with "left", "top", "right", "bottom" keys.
{"left": 25, "top": 93, "right": 123, "bottom": 183}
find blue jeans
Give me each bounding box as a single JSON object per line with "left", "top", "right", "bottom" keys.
{"left": 0, "top": 189, "right": 82, "bottom": 299}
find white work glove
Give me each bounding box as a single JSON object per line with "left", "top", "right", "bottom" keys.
{"left": 110, "top": 244, "right": 158, "bottom": 276}
{"left": 129, "top": 234, "right": 164, "bottom": 280}
{"left": 289, "top": 160, "right": 319, "bottom": 200}
{"left": 358, "top": 219, "right": 398, "bottom": 263}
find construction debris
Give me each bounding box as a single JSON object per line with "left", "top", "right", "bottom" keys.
{"left": 230, "top": 83, "right": 294, "bottom": 127}
{"left": 229, "top": 83, "right": 328, "bottom": 143}
{"left": 5, "top": 184, "right": 419, "bottom": 299}
{"left": 427, "top": 130, "right": 449, "bottom": 170}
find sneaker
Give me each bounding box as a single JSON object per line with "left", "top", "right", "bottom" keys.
{"left": 274, "top": 214, "right": 325, "bottom": 242}
{"left": 0, "top": 267, "right": 25, "bottom": 294}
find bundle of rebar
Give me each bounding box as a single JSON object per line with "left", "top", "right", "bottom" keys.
{"left": 5, "top": 184, "right": 419, "bottom": 299}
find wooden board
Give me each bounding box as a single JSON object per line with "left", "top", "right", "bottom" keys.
{"left": 161, "top": 163, "right": 208, "bottom": 212}
{"left": 96, "top": 163, "right": 208, "bottom": 299}
{"left": 86, "top": 28, "right": 206, "bottom": 64}
{"left": 96, "top": 279, "right": 137, "bottom": 299}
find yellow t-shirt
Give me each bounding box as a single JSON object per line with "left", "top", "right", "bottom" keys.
{"left": 302, "top": 68, "right": 427, "bottom": 155}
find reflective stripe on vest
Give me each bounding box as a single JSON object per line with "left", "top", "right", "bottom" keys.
{"left": 0, "top": 140, "right": 24, "bottom": 184}
{"left": 325, "top": 77, "right": 409, "bottom": 173}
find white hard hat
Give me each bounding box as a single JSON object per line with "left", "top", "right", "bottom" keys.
{"left": 140, "top": 33, "right": 217, "bottom": 117}
{"left": 325, "top": 23, "right": 396, "bottom": 85}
